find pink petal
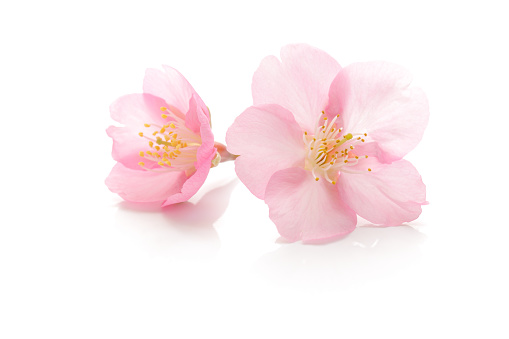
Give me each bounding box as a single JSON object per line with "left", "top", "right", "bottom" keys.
{"left": 143, "top": 65, "right": 209, "bottom": 120}
{"left": 327, "top": 62, "right": 429, "bottom": 162}
{"left": 107, "top": 125, "right": 156, "bottom": 170}
{"left": 161, "top": 150, "right": 215, "bottom": 207}
{"left": 184, "top": 93, "right": 210, "bottom": 134}
{"left": 252, "top": 44, "right": 341, "bottom": 132}
{"left": 226, "top": 104, "right": 307, "bottom": 199}
{"left": 105, "top": 163, "right": 187, "bottom": 203}
{"left": 108, "top": 94, "right": 174, "bottom": 170}
{"left": 110, "top": 93, "right": 169, "bottom": 128}
{"left": 337, "top": 158, "right": 426, "bottom": 226}
{"left": 162, "top": 95, "right": 216, "bottom": 206}
{"left": 264, "top": 167, "right": 357, "bottom": 242}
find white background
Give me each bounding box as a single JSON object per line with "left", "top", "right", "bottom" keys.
{"left": 1, "top": 0, "right": 508, "bottom": 338}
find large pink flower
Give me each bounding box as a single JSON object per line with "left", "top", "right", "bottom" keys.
{"left": 106, "top": 66, "right": 232, "bottom": 206}
{"left": 226, "top": 44, "right": 429, "bottom": 242}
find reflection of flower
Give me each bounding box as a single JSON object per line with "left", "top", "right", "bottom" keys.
{"left": 227, "top": 44, "right": 429, "bottom": 242}
{"left": 106, "top": 66, "right": 227, "bottom": 206}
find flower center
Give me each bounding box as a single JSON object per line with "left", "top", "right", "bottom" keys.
{"left": 136, "top": 107, "right": 202, "bottom": 173}
{"left": 304, "top": 111, "right": 372, "bottom": 184}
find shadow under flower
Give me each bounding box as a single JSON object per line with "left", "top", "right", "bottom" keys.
{"left": 114, "top": 179, "right": 238, "bottom": 261}
{"left": 162, "top": 178, "right": 239, "bottom": 227}
{"left": 254, "top": 225, "right": 426, "bottom": 289}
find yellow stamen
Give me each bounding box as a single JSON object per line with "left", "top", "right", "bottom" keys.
{"left": 139, "top": 151, "right": 144, "bottom": 157}
{"left": 160, "top": 107, "right": 167, "bottom": 111}
{"left": 161, "top": 114, "right": 168, "bottom": 119}
{"left": 138, "top": 162, "right": 145, "bottom": 167}
{"left": 315, "top": 177, "right": 319, "bottom": 181}
{"left": 138, "top": 132, "right": 143, "bottom": 137}
{"left": 170, "top": 123, "right": 176, "bottom": 128}
{"left": 144, "top": 124, "right": 150, "bottom": 127}
{"left": 368, "top": 168, "right": 372, "bottom": 172}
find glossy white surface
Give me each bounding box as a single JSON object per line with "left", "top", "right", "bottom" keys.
{"left": 1, "top": 1, "right": 508, "bottom": 338}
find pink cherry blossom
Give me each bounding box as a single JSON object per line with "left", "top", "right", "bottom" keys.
{"left": 106, "top": 66, "right": 233, "bottom": 206}
{"left": 226, "top": 44, "right": 429, "bottom": 242}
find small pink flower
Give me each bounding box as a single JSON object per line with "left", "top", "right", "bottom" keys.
{"left": 226, "top": 44, "right": 429, "bottom": 242}
{"left": 106, "top": 66, "right": 231, "bottom": 206}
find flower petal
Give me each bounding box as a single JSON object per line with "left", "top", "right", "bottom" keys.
{"left": 327, "top": 62, "right": 429, "bottom": 162}
{"left": 110, "top": 93, "right": 170, "bottom": 127}
{"left": 252, "top": 44, "right": 341, "bottom": 132}
{"left": 162, "top": 95, "right": 216, "bottom": 206}
{"left": 184, "top": 93, "right": 210, "bottom": 134}
{"left": 264, "top": 167, "right": 357, "bottom": 242}
{"left": 108, "top": 94, "right": 176, "bottom": 170}
{"left": 143, "top": 65, "right": 208, "bottom": 120}
{"left": 226, "top": 104, "right": 307, "bottom": 199}
{"left": 107, "top": 125, "right": 157, "bottom": 170}
{"left": 105, "top": 163, "right": 187, "bottom": 203}
{"left": 337, "top": 158, "right": 426, "bottom": 226}
{"left": 162, "top": 149, "right": 215, "bottom": 207}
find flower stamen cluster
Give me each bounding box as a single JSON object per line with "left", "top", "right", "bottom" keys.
{"left": 137, "top": 106, "right": 202, "bottom": 173}
{"left": 304, "top": 111, "right": 371, "bottom": 184}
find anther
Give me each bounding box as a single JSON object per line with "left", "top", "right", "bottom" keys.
{"left": 138, "top": 132, "right": 143, "bottom": 137}
{"left": 139, "top": 151, "right": 144, "bottom": 157}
